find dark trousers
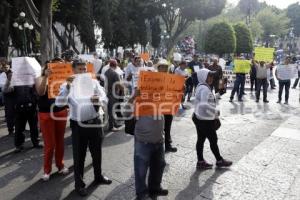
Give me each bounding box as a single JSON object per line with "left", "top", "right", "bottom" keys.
{"left": 270, "top": 78, "right": 276, "bottom": 89}
{"left": 230, "top": 74, "right": 245, "bottom": 100}
{"left": 211, "top": 79, "right": 220, "bottom": 94}
{"left": 185, "top": 78, "right": 193, "bottom": 100}
{"left": 134, "top": 140, "right": 166, "bottom": 196}
{"left": 250, "top": 76, "right": 256, "bottom": 91}
{"left": 3, "top": 95, "right": 15, "bottom": 133}
{"left": 256, "top": 78, "right": 268, "bottom": 101}
{"left": 107, "top": 96, "right": 118, "bottom": 129}
{"left": 164, "top": 115, "right": 173, "bottom": 148}
{"left": 192, "top": 114, "right": 222, "bottom": 161}
{"left": 70, "top": 119, "right": 103, "bottom": 189}
{"left": 278, "top": 80, "right": 291, "bottom": 102}
{"left": 292, "top": 71, "right": 300, "bottom": 88}
{"left": 14, "top": 106, "right": 39, "bottom": 147}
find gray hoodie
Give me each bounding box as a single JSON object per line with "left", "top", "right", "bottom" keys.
{"left": 194, "top": 68, "right": 219, "bottom": 120}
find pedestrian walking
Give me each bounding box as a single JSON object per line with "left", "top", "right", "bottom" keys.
{"left": 193, "top": 68, "right": 232, "bottom": 169}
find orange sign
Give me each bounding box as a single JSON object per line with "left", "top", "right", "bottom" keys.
{"left": 140, "top": 53, "right": 150, "bottom": 62}
{"left": 48, "top": 62, "right": 96, "bottom": 98}
{"left": 135, "top": 71, "right": 185, "bottom": 116}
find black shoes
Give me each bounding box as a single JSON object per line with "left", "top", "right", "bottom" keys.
{"left": 149, "top": 188, "right": 169, "bottom": 197}
{"left": 263, "top": 100, "right": 269, "bottom": 103}
{"left": 216, "top": 159, "right": 233, "bottom": 168}
{"left": 94, "top": 175, "right": 112, "bottom": 185}
{"left": 14, "top": 146, "right": 24, "bottom": 153}
{"left": 165, "top": 145, "right": 177, "bottom": 153}
{"left": 75, "top": 187, "right": 88, "bottom": 197}
{"left": 33, "top": 144, "right": 43, "bottom": 149}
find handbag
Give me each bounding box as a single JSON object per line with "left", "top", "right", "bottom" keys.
{"left": 214, "top": 118, "right": 221, "bottom": 130}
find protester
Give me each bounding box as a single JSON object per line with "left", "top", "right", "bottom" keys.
{"left": 207, "top": 58, "right": 223, "bottom": 95}
{"left": 250, "top": 59, "right": 257, "bottom": 92}
{"left": 175, "top": 61, "right": 189, "bottom": 104}
{"left": 229, "top": 58, "right": 247, "bottom": 102}
{"left": 157, "top": 59, "right": 178, "bottom": 153}
{"left": 1, "top": 61, "right": 15, "bottom": 136}
{"left": 276, "top": 57, "right": 292, "bottom": 104}
{"left": 9, "top": 69, "right": 42, "bottom": 152}
{"left": 35, "top": 60, "right": 69, "bottom": 181}
{"left": 125, "top": 56, "right": 145, "bottom": 94}
{"left": 193, "top": 68, "right": 232, "bottom": 169}
{"left": 255, "top": 61, "right": 270, "bottom": 103}
{"left": 130, "top": 63, "right": 169, "bottom": 200}
{"left": 104, "top": 59, "right": 124, "bottom": 131}
{"left": 292, "top": 59, "right": 300, "bottom": 89}
{"left": 188, "top": 54, "right": 202, "bottom": 87}
{"left": 269, "top": 62, "right": 276, "bottom": 89}
{"left": 55, "top": 59, "right": 112, "bottom": 196}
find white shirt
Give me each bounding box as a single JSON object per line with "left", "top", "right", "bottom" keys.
{"left": 55, "top": 78, "right": 108, "bottom": 122}
{"left": 124, "top": 63, "right": 145, "bottom": 88}
{"left": 175, "top": 67, "right": 188, "bottom": 77}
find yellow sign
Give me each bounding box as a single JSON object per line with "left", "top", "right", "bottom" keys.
{"left": 255, "top": 47, "right": 275, "bottom": 62}
{"left": 135, "top": 71, "right": 185, "bottom": 116}
{"left": 233, "top": 60, "right": 251, "bottom": 73}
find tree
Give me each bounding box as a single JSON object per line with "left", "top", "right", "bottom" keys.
{"left": 238, "top": 0, "right": 260, "bottom": 25}
{"left": 249, "top": 20, "right": 263, "bottom": 42}
{"left": 287, "top": 2, "right": 300, "bottom": 37}
{"left": 204, "top": 22, "right": 236, "bottom": 56}
{"left": 233, "top": 23, "right": 253, "bottom": 54}
{"left": 150, "top": 18, "right": 161, "bottom": 50}
{"left": 149, "top": 0, "right": 226, "bottom": 56}
{"left": 255, "top": 7, "right": 290, "bottom": 47}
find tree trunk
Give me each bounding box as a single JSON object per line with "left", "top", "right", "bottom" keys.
{"left": 40, "top": 0, "right": 53, "bottom": 64}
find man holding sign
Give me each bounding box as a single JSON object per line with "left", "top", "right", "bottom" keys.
{"left": 55, "top": 59, "right": 112, "bottom": 196}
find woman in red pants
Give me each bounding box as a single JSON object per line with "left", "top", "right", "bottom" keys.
{"left": 35, "top": 59, "right": 69, "bottom": 181}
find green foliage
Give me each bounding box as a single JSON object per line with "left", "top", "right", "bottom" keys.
{"left": 204, "top": 22, "right": 236, "bottom": 55}
{"left": 287, "top": 3, "right": 300, "bottom": 36}
{"left": 255, "top": 7, "right": 290, "bottom": 42}
{"left": 233, "top": 23, "right": 253, "bottom": 54}
{"left": 151, "top": 18, "right": 161, "bottom": 49}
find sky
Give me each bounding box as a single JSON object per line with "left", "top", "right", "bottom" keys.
{"left": 228, "top": 0, "right": 299, "bottom": 9}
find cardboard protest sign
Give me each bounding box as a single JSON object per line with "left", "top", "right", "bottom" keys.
{"left": 276, "top": 64, "right": 298, "bottom": 80}
{"left": 11, "top": 57, "right": 41, "bottom": 86}
{"left": 223, "top": 70, "right": 251, "bottom": 88}
{"left": 255, "top": 47, "right": 275, "bottom": 62}
{"left": 135, "top": 71, "right": 185, "bottom": 116}
{"left": 233, "top": 60, "right": 251, "bottom": 73}
{"left": 140, "top": 53, "right": 150, "bottom": 62}
{"left": 48, "top": 62, "right": 96, "bottom": 98}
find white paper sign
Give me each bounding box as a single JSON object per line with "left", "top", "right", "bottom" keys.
{"left": 223, "top": 70, "right": 251, "bottom": 88}
{"left": 0, "top": 73, "right": 7, "bottom": 86}
{"left": 78, "top": 54, "right": 94, "bottom": 62}
{"left": 276, "top": 64, "right": 298, "bottom": 80}
{"left": 11, "top": 74, "right": 35, "bottom": 86}
{"left": 193, "top": 65, "right": 200, "bottom": 72}
{"left": 72, "top": 73, "right": 94, "bottom": 98}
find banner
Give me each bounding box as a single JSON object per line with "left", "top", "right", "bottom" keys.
{"left": 276, "top": 64, "right": 298, "bottom": 80}
{"left": 233, "top": 60, "right": 251, "bottom": 73}
{"left": 223, "top": 70, "right": 251, "bottom": 88}
{"left": 48, "top": 62, "right": 95, "bottom": 98}
{"left": 255, "top": 47, "right": 275, "bottom": 62}
{"left": 135, "top": 71, "right": 185, "bottom": 116}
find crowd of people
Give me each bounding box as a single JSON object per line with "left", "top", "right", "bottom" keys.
{"left": 0, "top": 50, "right": 299, "bottom": 199}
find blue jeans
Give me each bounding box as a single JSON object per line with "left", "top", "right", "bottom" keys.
{"left": 278, "top": 80, "right": 291, "bottom": 102}
{"left": 230, "top": 74, "right": 245, "bottom": 100}
{"left": 134, "top": 139, "right": 166, "bottom": 197}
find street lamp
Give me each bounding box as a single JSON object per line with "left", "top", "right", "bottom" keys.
{"left": 12, "top": 11, "right": 34, "bottom": 56}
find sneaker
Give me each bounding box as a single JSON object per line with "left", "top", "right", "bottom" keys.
{"left": 255, "top": 99, "right": 259, "bottom": 103}
{"left": 238, "top": 99, "right": 243, "bottom": 102}
{"left": 263, "top": 100, "right": 269, "bottom": 103}
{"left": 196, "top": 160, "right": 213, "bottom": 169}
{"left": 58, "top": 167, "right": 69, "bottom": 175}
{"left": 284, "top": 101, "right": 288, "bottom": 105}
{"left": 41, "top": 173, "right": 50, "bottom": 181}
{"left": 277, "top": 100, "right": 281, "bottom": 104}
{"left": 216, "top": 159, "right": 233, "bottom": 168}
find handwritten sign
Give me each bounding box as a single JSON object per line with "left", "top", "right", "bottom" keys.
{"left": 233, "top": 60, "right": 251, "bottom": 73}
{"left": 135, "top": 71, "right": 185, "bottom": 116}
{"left": 223, "top": 70, "right": 251, "bottom": 88}
{"left": 276, "top": 64, "right": 298, "bottom": 80}
{"left": 48, "top": 62, "right": 96, "bottom": 98}
{"left": 255, "top": 47, "right": 275, "bottom": 62}
{"left": 11, "top": 57, "right": 41, "bottom": 86}
{"left": 140, "top": 53, "right": 150, "bottom": 62}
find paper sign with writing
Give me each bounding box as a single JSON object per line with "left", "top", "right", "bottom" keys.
{"left": 233, "top": 60, "right": 251, "bottom": 73}
{"left": 140, "top": 53, "right": 150, "bottom": 62}
{"left": 135, "top": 71, "right": 185, "bottom": 116}
{"left": 276, "top": 64, "right": 298, "bottom": 80}
{"left": 255, "top": 47, "right": 275, "bottom": 62}
{"left": 48, "top": 62, "right": 96, "bottom": 98}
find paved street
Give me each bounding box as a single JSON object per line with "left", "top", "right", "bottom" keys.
{"left": 0, "top": 87, "right": 300, "bottom": 200}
